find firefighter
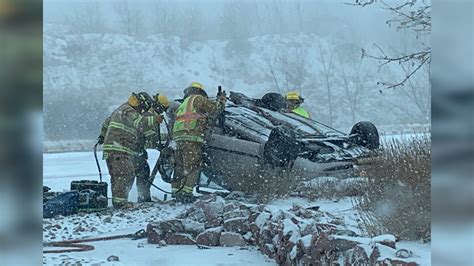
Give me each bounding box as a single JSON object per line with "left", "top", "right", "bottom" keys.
{"left": 134, "top": 93, "right": 170, "bottom": 203}
{"left": 285, "top": 91, "right": 310, "bottom": 119}
{"left": 97, "top": 92, "right": 162, "bottom": 208}
{"left": 171, "top": 82, "right": 226, "bottom": 203}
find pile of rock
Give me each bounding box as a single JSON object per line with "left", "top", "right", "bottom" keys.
{"left": 146, "top": 195, "right": 418, "bottom": 265}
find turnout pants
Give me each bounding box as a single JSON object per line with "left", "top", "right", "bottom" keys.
{"left": 105, "top": 152, "right": 135, "bottom": 207}
{"left": 172, "top": 141, "right": 203, "bottom": 194}
{"left": 134, "top": 152, "right": 153, "bottom": 202}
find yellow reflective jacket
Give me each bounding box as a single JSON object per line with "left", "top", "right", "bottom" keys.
{"left": 291, "top": 106, "right": 310, "bottom": 119}
{"left": 172, "top": 95, "right": 223, "bottom": 143}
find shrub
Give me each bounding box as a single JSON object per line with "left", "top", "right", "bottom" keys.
{"left": 355, "top": 134, "right": 431, "bottom": 241}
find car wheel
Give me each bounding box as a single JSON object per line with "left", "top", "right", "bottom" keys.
{"left": 264, "top": 126, "right": 299, "bottom": 167}
{"left": 157, "top": 147, "right": 175, "bottom": 183}
{"left": 349, "top": 121, "right": 380, "bottom": 150}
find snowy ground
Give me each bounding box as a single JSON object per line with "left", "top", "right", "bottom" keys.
{"left": 43, "top": 149, "right": 430, "bottom": 265}
{"left": 46, "top": 243, "right": 275, "bottom": 266}
{"left": 44, "top": 150, "right": 173, "bottom": 202}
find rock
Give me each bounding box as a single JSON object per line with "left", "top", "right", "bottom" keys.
{"left": 299, "top": 223, "right": 314, "bottom": 237}
{"left": 370, "top": 244, "right": 381, "bottom": 263}
{"left": 378, "top": 258, "right": 418, "bottom": 266}
{"left": 349, "top": 245, "right": 370, "bottom": 265}
{"left": 282, "top": 218, "right": 301, "bottom": 243}
{"left": 178, "top": 207, "right": 206, "bottom": 222}
{"left": 223, "top": 209, "right": 250, "bottom": 220}
{"left": 310, "top": 232, "right": 333, "bottom": 260}
{"left": 203, "top": 197, "right": 226, "bottom": 221}
{"left": 52, "top": 224, "right": 61, "bottom": 230}
{"left": 297, "top": 234, "right": 313, "bottom": 254}
{"left": 268, "top": 222, "right": 282, "bottom": 240}
{"left": 329, "top": 217, "right": 344, "bottom": 225}
{"left": 254, "top": 212, "right": 272, "bottom": 228}
{"left": 242, "top": 232, "right": 256, "bottom": 245}
{"left": 164, "top": 233, "right": 195, "bottom": 245}
{"left": 223, "top": 202, "right": 240, "bottom": 213}
{"left": 107, "top": 255, "right": 119, "bottom": 262}
{"left": 181, "top": 219, "right": 205, "bottom": 236}
{"left": 270, "top": 210, "right": 287, "bottom": 222}
{"left": 334, "top": 229, "right": 358, "bottom": 237}
{"left": 204, "top": 217, "right": 223, "bottom": 229}
{"left": 196, "top": 227, "right": 222, "bottom": 246}
{"left": 292, "top": 205, "right": 315, "bottom": 219}
{"left": 224, "top": 191, "right": 246, "bottom": 201}
{"left": 249, "top": 204, "right": 266, "bottom": 214}
{"left": 249, "top": 223, "right": 260, "bottom": 236}
{"left": 223, "top": 217, "right": 250, "bottom": 234}
{"left": 220, "top": 232, "right": 246, "bottom": 247}
{"left": 289, "top": 245, "right": 297, "bottom": 261}
{"left": 299, "top": 254, "right": 314, "bottom": 265}
{"left": 329, "top": 236, "right": 359, "bottom": 251}
{"left": 276, "top": 238, "right": 295, "bottom": 265}
{"left": 248, "top": 211, "right": 261, "bottom": 223}
{"left": 147, "top": 222, "right": 189, "bottom": 244}
{"left": 372, "top": 234, "right": 396, "bottom": 249}
{"left": 315, "top": 223, "right": 337, "bottom": 233}
{"left": 258, "top": 226, "right": 273, "bottom": 245}
{"left": 159, "top": 219, "right": 185, "bottom": 234}
{"left": 73, "top": 225, "right": 86, "bottom": 233}
{"left": 395, "top": 248, "right": 414, "bottom": 259}
{"left": 146, "top": 223, "right": 163, "bottom": 244}
{"left": 260, "top": 243, "right": 275, "bottom": 259}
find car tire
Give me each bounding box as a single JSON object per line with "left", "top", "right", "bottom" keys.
{"left": 349, "top": 121, "right": 380, "bottom": 150}
{"left": 264, "top": 126, "right": 299, "bottom": 167}
{"left": 259, "top": 93, "right": 287, "bottom": 111}
{"left": 157, "top": 147, "right": 175, "bottom": 183}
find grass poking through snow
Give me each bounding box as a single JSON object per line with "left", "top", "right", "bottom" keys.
{"left": 356, "top": 134, "right": 431, "bottom": 241}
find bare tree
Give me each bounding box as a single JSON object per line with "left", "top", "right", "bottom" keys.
{"left": 253, "top": 0, "right": 263, "bottom": 35}
{"left": 318, "top": 41, "right": 336, "bottom": 126}
{"left": 152, "top": 0, "right": 167, "bottom": 35}
{"left": 66, "top": 2, "right": 105, "bottom": 34}
{"left": 152, "top": 0, "right": 179, "bottom": 36}
{"left": 398, "top": 63, "right": 431, "bottom": 121}
{"left": 337, "top": 43, "right": 372, "bottom": 124}
{"left": 182, "top": 4, "right": 203, "bottom": 41}
{"left": 351, "top": 0, "right": 431, "bottom": 88}
{"left": 113, "top": 0, "right": 143, "bottom": 36}
{"left": 277, "top": 47, "right": 308, "bottom": 94}
{"left": 259, "top": 47, "right": 282, "bottom": 92}
{"left": 279, "top": 56, "right": 291, "bottom": 92}
{"left": 258, "top": 45, "right": 309, "bottom": 95}
{"left": 295, "top": 0, "right": 303, "bottom": 32}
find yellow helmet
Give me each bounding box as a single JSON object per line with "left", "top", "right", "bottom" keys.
{"left": 155, "top": 94, "right": 170, "bottom": 108}
{"left": 286, "top": 91, "right": 301, "bottom": 101}
{"left": 128, "top": 92, "right": 154, "bottom": 113}
{"left": 127, "top": 94, "right": 140, "bottom": 107}
{"left": 190, "top": 82, "right": 204, "bottom": 90}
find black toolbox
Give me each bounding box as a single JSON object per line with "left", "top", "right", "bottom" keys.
{"left": 70, "top": 180, "right": 108, "bottom": 210}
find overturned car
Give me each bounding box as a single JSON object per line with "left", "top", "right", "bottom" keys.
{"left": 157, "top": 92, "right": 379, "bottom": 193}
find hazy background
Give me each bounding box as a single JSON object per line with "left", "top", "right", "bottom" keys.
{"left": 0, "top": 0, "right": 471, "bottom": 265}
{"left": 43, "top": 0, "right": 430, "bottom": 141}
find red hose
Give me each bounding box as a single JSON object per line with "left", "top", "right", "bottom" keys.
{"left": 43, "top": 233, "right": 135, "bottom": 253}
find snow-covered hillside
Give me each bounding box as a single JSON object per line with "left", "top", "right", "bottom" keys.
{"left": 44, "top": 28, "right": 332, "bottom": 97}
{"left": 44, "top": 23, "right": 430, "bottom": 141}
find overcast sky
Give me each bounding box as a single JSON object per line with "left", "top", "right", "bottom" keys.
{"left": 43, "top": 0, "right": 404, "bottom": 45}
